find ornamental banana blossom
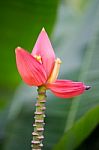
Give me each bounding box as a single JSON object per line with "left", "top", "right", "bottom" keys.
{"left": 15, "top": 28, "right": 91, "bottom": 98}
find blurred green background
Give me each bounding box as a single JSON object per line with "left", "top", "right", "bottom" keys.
{"left": 0, "top": 0, "right": 99, "bottom": 150}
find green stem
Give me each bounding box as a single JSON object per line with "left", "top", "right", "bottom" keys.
{"left": 31, "top": 86, "right": 46, "bottom": 150}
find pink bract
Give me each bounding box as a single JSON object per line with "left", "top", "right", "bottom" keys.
{"left": 15, "top": 47, "right": 47, "bottom": 86}
{"left": 32, "top": 28, "right": 55, "bottom": 78}
{"left": 15, "top": 28, "right": 90, "bottom": 98}
{"left": 46, "top": 80, "right": 85, "bottom": 98}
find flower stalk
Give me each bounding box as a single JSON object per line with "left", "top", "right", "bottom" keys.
{"left": 15, "top": 28, "right": 91, "bottom": 150}
{"left": 31, "top": 86, "right": 46, "bottom": 150}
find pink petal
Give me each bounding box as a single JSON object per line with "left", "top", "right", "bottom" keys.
{"left": 15, "top": 47, "right": 47, "bottom": 86}
{"left": 31, "top": 28, "right": 55, "bottom": 78}
{"left": 46, "top": 79, "right": 86, "bottom": 98}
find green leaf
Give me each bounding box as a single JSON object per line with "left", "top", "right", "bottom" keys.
{"left": 53, "top": 106, "right": 99, "bottom": 150}
{"left": 53, "top": 0, "right": 99, "bottom": 149}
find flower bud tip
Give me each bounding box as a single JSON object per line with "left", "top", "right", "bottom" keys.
{"left": 55, "top": 58, "right": 62, "bottom": 64}
{"left": 15, "top": 46, "right": 21, "bottom": 53}
{"left": 42, "top": 27, "right": 45, "bottom": 32}
{"left": 85, "top": 86, "right": 91, "bottom": 90}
